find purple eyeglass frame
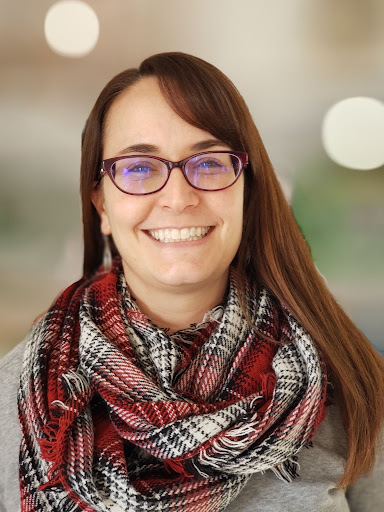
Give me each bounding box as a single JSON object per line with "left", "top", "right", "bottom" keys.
{"left": 99, "top": 150, "right": 249, "bottom": 195}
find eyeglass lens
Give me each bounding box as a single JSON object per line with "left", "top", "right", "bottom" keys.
{"left": 111, "top": 152, "right": 241, "bottom": 194}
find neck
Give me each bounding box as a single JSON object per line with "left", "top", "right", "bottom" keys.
{"left": 123, "top": 271, "right": 229, "bottom": 334}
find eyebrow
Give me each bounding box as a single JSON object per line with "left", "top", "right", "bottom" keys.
{"left": 115, "top": 138, "right": 229, "bottom": 156}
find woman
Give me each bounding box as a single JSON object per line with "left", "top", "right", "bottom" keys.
{"left": 0, "top": 52, "right": 383, "bottom": 512}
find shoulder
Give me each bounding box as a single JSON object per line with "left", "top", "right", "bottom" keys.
{"left": 0, "top": 340, "right": 26, "bottom": 367}
{"left": 227, "top": 403, "right": 384, "bottom": 512}
{"left": 0, "top": 340, "right": 26, "bottom": 394}
{"left": 308, "top": 402, "right": 384, "bottom": 511}
{"left": 0, "top": 341, "right": 26, "bottom": 438}
{"left": 346, "top": 429, "right": 384, "bottom": 511}
{"left": 226, "top": 403, "right": 350, "bottom": 512}
{"left": 0, "top": 339, "right": 26, "bottom": 435}
{"left": 0, "top": 340, "right": 26, "bottom": 512}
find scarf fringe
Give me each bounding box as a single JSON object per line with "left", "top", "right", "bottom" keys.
{"left": 38, "top": 370, "right": 92, "bottom": 491}
{"left": 270, "top": 456, "right": 301, "bottom": 482}
{"left": 198, "top": 396, "right": 263, "bottom": 469}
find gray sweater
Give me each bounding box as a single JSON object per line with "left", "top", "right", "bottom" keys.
{"left": 1, "top": 342, "right": 383, "bottom": 512}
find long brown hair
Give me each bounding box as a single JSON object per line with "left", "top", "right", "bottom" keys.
{"left": 80, "top": 52, "right": 384, "bottom": 487}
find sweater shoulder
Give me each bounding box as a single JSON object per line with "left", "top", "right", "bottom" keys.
{"left": 0, "top": 340, "right": 26, "bottom": 512}
{"left": 0, "top": 339, "right": 26, "bottom": 433}
{"left": 0, "top": 340, "right": 26, "bottom": 372}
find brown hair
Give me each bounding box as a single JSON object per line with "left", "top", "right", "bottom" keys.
{"left": 80, "top": 52, "right": 384, "bottom": 487}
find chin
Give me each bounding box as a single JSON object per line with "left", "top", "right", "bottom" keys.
{"left": 152, "top": 265, "right": 216, "bottom": 288}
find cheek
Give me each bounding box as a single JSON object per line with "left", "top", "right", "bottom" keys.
{"left": 106, "top": 202, "right": 133, "bottom": 234}
{"left": 104, "top": 193, "right": 153, "bottom": 236}
{"left": 221, "top": 182, "right": 244, "bottom": 229}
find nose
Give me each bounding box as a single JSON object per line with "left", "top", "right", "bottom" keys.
{"left": 157, "top": 167, "right": 199, "bottom": 211}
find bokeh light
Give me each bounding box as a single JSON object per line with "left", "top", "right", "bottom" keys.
{"left": 44, "top": 1, "right": 99, "bottom": 58}
{"left": 322, "top": 97, "right": 384, "bottom": 170}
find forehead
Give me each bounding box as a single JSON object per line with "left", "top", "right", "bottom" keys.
{"left": 104, "top": 77, "right": 182, "bottom": 139}
{"left": 102, "top": 77, "right": 220, "bottom": 159}
{"left": 105, "top": 77, "right": 167, "bottom": 125}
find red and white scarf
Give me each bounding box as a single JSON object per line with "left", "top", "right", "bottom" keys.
{"left": 18, "top": 260, "right": 327, "bottom": 511}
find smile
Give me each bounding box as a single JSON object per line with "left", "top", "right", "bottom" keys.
{"left": 147, "top": 226, "right": 211, "bottom": 243}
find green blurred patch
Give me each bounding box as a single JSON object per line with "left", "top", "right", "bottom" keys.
{"left": 292, "top": 155, "right": 384, "bottom": 283}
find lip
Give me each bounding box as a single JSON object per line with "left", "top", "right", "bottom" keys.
{"left": 143, "top": 226, "right": 214, "bottom": 245}
{"left": 144, "top": 225, "right": 212, "bottom": 231}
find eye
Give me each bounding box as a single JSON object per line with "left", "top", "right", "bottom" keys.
{"left": 113, "top": 158, "right": 164, "bottom": 182}
{"left": 122, "top": 161, "right": 156, "bottom": 174}
{"left": 193, "top": 158, "right": 223, "bottom": 174}
{"left": 108, "top": 156, "right": 169, "bottom": 193}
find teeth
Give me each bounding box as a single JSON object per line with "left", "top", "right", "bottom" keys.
{"left": 148, "top": 226, "right": 210, "bottom": 243}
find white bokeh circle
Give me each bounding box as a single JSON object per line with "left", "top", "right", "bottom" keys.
{"left": 44, "top": 1, "right": 99, "bottom": 58}
{"left": 322, "top": 97, "right": 384, "bottom": 170}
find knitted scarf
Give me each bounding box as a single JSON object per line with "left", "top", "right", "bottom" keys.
{"left": 18, "top": 260, "right": 327, "bottom": 512}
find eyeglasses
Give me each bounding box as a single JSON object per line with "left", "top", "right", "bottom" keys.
{"left": 99, "top": 151, "right": 248, "bottom": 195}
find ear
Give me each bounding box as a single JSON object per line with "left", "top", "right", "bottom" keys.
{"left": 91, "top": 187, "right": 112, "bottom": 235}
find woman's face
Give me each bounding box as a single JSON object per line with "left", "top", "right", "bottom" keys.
{"left": 93, "top": 77, "right": 244, "bottom": 296}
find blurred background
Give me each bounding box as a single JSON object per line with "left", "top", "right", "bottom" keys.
{"left": 0, "top": 0, "right": 383, "bottom": 357}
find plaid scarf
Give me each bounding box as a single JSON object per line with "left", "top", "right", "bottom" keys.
{"left": 18, "top": 260, "right": 327, "bottom": 512}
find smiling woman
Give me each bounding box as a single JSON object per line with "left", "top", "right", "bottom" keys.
{"left": 91, "top": 77, "right": 245, "bottom": 330}
{"left": 0, "top": 52, "right": 383, "bottom": 512}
